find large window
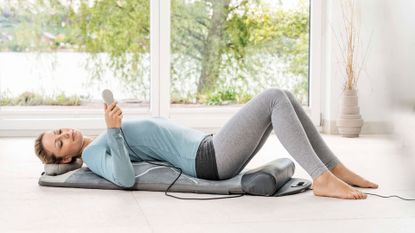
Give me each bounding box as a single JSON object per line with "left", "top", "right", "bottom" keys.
{"left": 0, "top": 0, "right": 314, "bottom": 136}
{"left": 0, "top": 0, "right": 150, "bottom": 109}
{"left": 171, "top": 0, "right": 310, "bottom": 107}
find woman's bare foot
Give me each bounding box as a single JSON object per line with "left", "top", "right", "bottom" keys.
{"left": 312, "top": 171, "right": 367, "bottom": 199}
{"left": 330, "top": 163, "right": 379, "bottom": 189}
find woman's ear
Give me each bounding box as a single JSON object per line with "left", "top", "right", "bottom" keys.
{"left": 61, "top": 156, "right": 73, "bottom": 164}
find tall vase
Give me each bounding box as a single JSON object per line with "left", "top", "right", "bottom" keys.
{"left": 336, "top": 89, "right": 364, "bottom": 137}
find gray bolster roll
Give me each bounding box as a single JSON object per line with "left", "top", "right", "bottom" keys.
{"left": 241, "top": 158, "right": 295, "bottom": 196}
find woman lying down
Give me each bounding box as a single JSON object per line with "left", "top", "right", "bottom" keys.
{"left": 34, "top": 88, "right": 378, "bottom": 200}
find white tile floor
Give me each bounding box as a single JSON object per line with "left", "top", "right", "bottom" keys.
{"left": 1, "top": 134, "right": 414, "bottom": 233}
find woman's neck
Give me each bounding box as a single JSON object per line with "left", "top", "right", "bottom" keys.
{"left": 81, "top": 136, "right": 94, "bottom": 152}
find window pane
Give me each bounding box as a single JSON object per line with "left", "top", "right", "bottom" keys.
{"left": 0, "top": 0, "right": 150, "bottom": 109}
{"left": 171, "top": 0, "right": 310, "bottom": 107}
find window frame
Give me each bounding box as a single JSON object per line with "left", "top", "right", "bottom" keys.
{"left": 0, "top": 0, "right": 322, "bottom": 136}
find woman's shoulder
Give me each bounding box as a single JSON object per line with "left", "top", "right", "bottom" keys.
{"left": 124, "top": 116, "right": 167, "bottom": 123}
{"left": 122, "top": 117, "right": 168, "bottom": 128}
{"left": 81, "top": 141, "right": 109, "bottom": 162}
{"left": 81, "top": 133, "right": 107, "bottom": 156}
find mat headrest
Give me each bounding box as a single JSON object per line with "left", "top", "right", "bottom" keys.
{"left": 43, "top": 158, "right": 83, "bottom": 176}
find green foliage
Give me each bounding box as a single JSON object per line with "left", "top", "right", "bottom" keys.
{"left": 206, "top": 87, "right": 252, "bottom": 105}
{"left": 171, "top": 0, "right": 209, "bottom": 61}
{"left": 0, "top": 0, "right": 79, "bottom": 51}
{"left": 1, "top": 0, "right": 310, "bottom": 106}
{"left": 223, "top": 0, "right": 309, "bottom": 77}
{"left": 73, "top": 0, "right": 150, "bottom": 84}
{"left": 171, "top": 95, "right": 194, "bottom": 104}
{"left": 0, "top": 91, "right": 81, "bottom": 106}
{"left": 172, "top": 0, "right": 309, "bottom": 103}
{"left": 207, "top": 89, "right": 237, "bottom": 105}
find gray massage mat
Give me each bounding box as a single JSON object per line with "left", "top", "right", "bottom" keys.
{"left": 38, "top": 158, "right": 311, "bottom": 197}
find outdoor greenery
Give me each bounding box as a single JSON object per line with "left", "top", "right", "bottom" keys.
{"left": 0, "top": 0, "right": 309, "bottom": 106}
{"left": 0, "top": 91, "right": 81, "bottom": 106}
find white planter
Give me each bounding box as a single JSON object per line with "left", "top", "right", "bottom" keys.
{"left": 336, "top": 89, "right": 364, "bottom": 137}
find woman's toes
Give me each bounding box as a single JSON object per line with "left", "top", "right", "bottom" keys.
{"left": 350, "top": 190, "right": 360, "bottom": 199}
{"left": 353, "top": 191, "right": 360, "bottom": 199}
{"left": 358, "top": 191, "right": 364, "bottom": 199}
{"left": 356, "top": 190, "right": 367, "bottom": 199}
{"left": 369, "top": 182, "right": 379, "bottom": 189}
{"left": 343, "top": 191, "right": 354, "bottom": 199}
{"left": 360, "top": 190, "right": 368, "bottom": 199}
{"left": 359, "top": 179, "right": 376, "bottom": 188}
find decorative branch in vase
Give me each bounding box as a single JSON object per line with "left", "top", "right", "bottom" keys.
{"left": 334, "top": 0, "right": 369, "bottom": 138}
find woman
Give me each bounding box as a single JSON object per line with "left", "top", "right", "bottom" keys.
{"left": 34, "top": 88, "right": 378, "bottom": 199}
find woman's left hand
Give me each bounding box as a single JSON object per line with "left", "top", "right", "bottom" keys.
{"left": 104, "top": 101, "right": 123, "bottom": 128}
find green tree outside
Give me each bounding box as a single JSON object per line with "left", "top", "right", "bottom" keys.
{"left": 0, "top": 0, "right": 309, "bottom": 106}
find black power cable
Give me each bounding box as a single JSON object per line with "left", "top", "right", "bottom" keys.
{"left": 120, "top": 128, "right": 244, "bottom": 200}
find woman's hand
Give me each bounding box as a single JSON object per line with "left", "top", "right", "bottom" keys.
{"left": 104, "top": 101, "right": 123, "bottom": 129}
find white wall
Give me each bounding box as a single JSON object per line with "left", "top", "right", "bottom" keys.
{"left": 380, "top": 0, "right": 415, "bottom": 165}
{"left": 319, "top": 0, "right": 404, "bottom": 134}
{"left": 382, "top": 0, "right": 415, "bottom": 104}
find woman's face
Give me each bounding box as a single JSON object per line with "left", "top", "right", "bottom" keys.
{"left": 42, "top": 128, "right": 85, "bottom": 163}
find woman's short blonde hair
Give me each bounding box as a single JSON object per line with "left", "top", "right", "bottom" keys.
{"left": 34, "top": 132, "right": 62, "bottom": 164}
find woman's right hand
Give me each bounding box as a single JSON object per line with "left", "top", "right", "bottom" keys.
{"left": 104, "top": 101, "right": 123, "bottom": 129}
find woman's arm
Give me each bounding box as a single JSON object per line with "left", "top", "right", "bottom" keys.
{"left": 83, "top": 101, "right": 135, "bottom": 188}
{"left": 105, "top": 101, "right": 135, "bottom": 187}
{"left": 106, "top": 128, "right": 135, "bottom": 187}
{"left": 83, "top": 130, "right": 135, "bottom": 188}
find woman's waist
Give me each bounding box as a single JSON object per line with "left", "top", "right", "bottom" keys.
{"left": 195, "top": 133, "right": 219, "bottom": 180}
{"left": 196, "top": 133, "right": 215, "bottom": 155}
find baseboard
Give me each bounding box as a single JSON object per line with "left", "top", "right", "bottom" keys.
{"left": 322, "top": 119, "right": 394, "bottom": 135}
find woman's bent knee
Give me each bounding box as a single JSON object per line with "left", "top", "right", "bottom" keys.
{"left": 282, "top": 89, "right": 294, "bottom": 98}
{"left": 263, "top": 88, "right": 291, "bottom": 103}
{"left": 264, "top": 88, "right": 285, "bottom": 97}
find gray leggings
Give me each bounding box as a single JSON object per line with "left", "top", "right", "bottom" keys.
{"left": 212, "top": 88, "right": 341, "bottom": 180}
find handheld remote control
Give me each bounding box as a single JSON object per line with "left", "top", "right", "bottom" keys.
{"left": 102, "top": 89, "right": 115, "bottom": 105}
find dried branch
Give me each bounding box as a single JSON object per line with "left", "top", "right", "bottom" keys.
{"left": 333, "top": 0, "right": 369, "bottom": 90}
